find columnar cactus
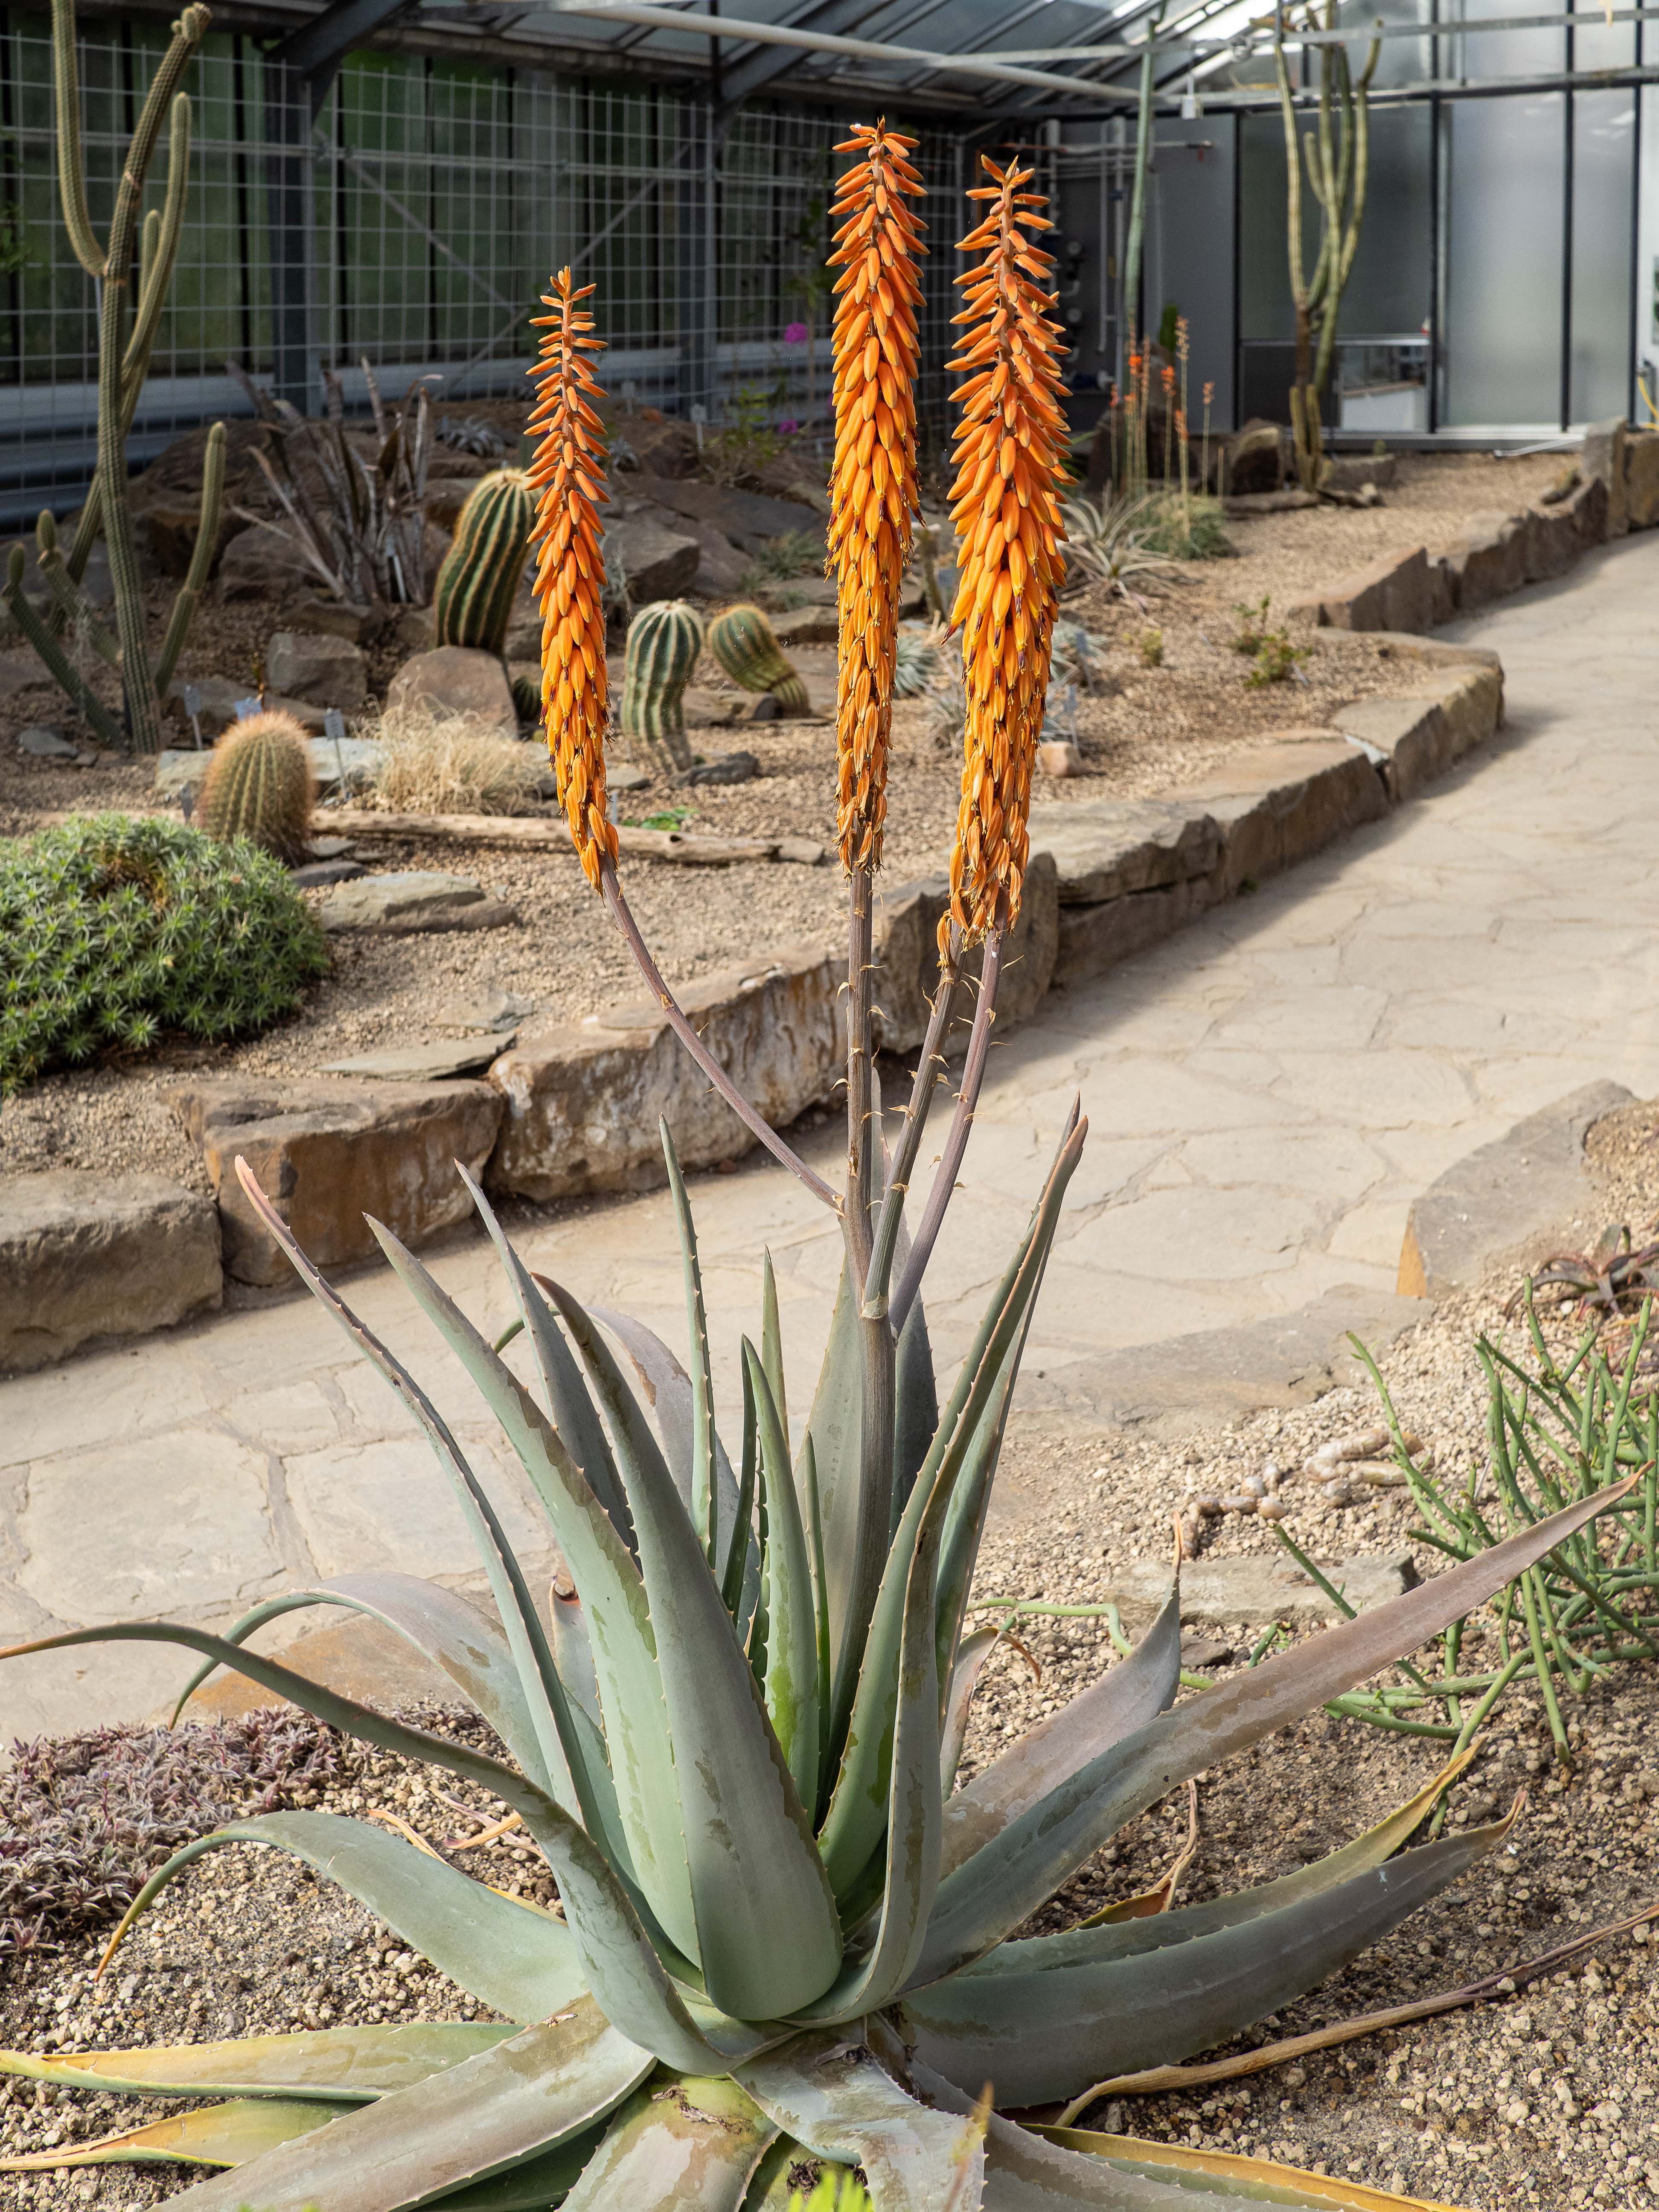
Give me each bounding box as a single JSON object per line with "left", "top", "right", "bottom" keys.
{"left": 621, "top": 600, "right": 705, "bottom": 742}
{"left": 198, "top": 711, "right": 314, "bottom": 861}
{"left": 707, "top": 602, "right": 810, "bottom": 713}
{"left": 432, "top": 468, "right": 536, "bottom": 655}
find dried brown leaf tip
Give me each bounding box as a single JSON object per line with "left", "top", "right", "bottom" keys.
{"left": 528, "top": 267, "right": 617, "bottom": 891}
{"left": 828, "top": 119, "right": 926, "bottom": 876}
{"left": 944, "top": 154, "right": 1068, "bottom": 948}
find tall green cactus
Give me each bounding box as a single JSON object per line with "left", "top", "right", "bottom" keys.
{"left": 432, "top": 468, "right": 536, "bottom": 654}
{"left": 32, "top": 0, "right": 223, "bottom": 753}
{"left": 707, "top": 602, "right": 810, "bottom": 713}
{"left": 198, "top": 711, "right": 315, "bottom": 861}
{"left": 622, "top": 600, "right": 705, "bottom": 739}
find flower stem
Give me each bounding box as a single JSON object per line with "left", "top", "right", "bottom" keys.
{"left": 846, "top": 864, "right": 876, "bottom": 1284}
{"left": 862, "top": 925, "right": 961, "bottom": 1323}
{"left": 599, "top": 855, "right": 839, "bottom": 1212}
{"left": 888, "top": 910, "right": 1006, "bottom": 1340}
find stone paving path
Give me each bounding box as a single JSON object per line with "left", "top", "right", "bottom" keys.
{"left": 5, "top": 532, "right": 1659, "bottom": 1741}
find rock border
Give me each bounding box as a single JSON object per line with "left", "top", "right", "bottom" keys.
{"left": 0, "top": 637, "right": 1508, "bottom": 1371}
{"left": 1287, "top": 418, "right": 1656, "bottom": 635}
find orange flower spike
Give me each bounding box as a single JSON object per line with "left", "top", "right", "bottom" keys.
{"left": 526, "top": 267, "right": 617, "bottom": 892}
{"left": 943, "top": 154, "right": 1068, "bottom": 952}
{"left": 827, "top": 119, "right": 926, "bottom": 875}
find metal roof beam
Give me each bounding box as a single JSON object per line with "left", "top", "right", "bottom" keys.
{"left": 275, "top": 0, "right": 413, "bottom": 104}
{"left": 715, "top": 0, "right": 891, "bottom": 107}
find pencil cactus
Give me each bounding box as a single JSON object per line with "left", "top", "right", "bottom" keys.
{"left": 709, "top": 602, "right": 811, "bottom": 713}
{"left": 621, "top": 598, "right": 705, "bottom": 750}
{"left": 432, "top": 468, "right": 536, "bottom": 654}
{"left": 14, "top": 0, "right": 225, "bottom": 753}
{"left": 198, "top": 710, "right": 314, "bottom": 861}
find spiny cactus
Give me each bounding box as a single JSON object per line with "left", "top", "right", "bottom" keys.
{"left": 707, "top": 602, "right": 810, "bottom": 713}
{"left": 432, "top": 468, "right": 536, "bottom": 655}
{"left": 622, "top": 599, "right": 705, "bottom": 740}
{"left": 198, "top": 711, "right": 314, "bottom": 861}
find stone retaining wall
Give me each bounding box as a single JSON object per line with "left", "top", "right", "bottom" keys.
{"left": 1287, "top": 419, "right": 1655, "bottom": 636}
{"left": 0, "top": 637, "right": 1510, "bottom": 1371}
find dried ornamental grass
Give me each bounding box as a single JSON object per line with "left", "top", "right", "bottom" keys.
{"left": 944, "top": 154, "right": 1068, "bottom": 948}
{"left": 370, "top": 702, "right": 544, "bottom": 816}
{"left": 827, "top": 120, "right": 926, "bottom": 875}
{"left": 526, "top": 268, "right": 617, "bottom": 891}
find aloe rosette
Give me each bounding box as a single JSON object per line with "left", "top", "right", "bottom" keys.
{"left": 0, "top": 243, "right": 1635, "bottom": 2212}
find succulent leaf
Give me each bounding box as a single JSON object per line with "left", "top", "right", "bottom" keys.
{"left": 0, "top": 2024, "right": 512, "bottom": 2102}
{"left": 0, "top": 2098, "right": 341, "bottom": 2173}
{"left": 559, "top": 2072, "right": 778, "bottom": 2209}
{"left": 107, "top": 1814, "right": 585, "bottom": 2024}
{"left": 938, "top": 1590, "right": 1181, "bottom": 1882}
{"left": 905, "top": 1811, "right": 1516, "bottom": 2106}
{"left": 737, "top": 2032, "right": 982, "bottom": 2212}
{"left": 102, "top": 2000, "right": 654, "bottom": 2212}
{"left": 911, "top": 1474, "right": 1634, "bottom": 1988}
{"left": 745, "top": 1342, "right": 823, "bottom": 1809}
{"left": 938, "top": 1626, "right": 1002, "bottom": 1795}
{"left": 663, "top": 1124, "right": 722, "bottom": 1564}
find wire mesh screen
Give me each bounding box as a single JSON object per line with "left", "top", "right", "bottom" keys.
{"left": 0, "top": 12, "right": 966, "bottom": 526}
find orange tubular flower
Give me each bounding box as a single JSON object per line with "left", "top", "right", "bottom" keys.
{"left": 527, "top": 268, "right": 617, "bottom": 891}
{"left": 943, "top": 155, "right": 1068, "bottom": 948}
{"left": 827, "top": 120, "right": 926, "bottom": 875}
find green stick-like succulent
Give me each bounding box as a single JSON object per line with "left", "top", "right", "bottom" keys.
{"left": 709, "top": 602, "right": 811, "bottom": 712}
{"left": 433, "top": 468, "right": 536, "bottom": 655}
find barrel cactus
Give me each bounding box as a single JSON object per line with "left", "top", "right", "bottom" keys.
{"left": 621, "top": 599, "right": 704, "bottom": 749}
{"left": 198, "top": 710, "right": 314, "bottom": 861}
{"left": 432, "top": 468, "right": 536, "bottom": 655}
{"left": 708, "top": 602, "right": 810, "bottom": 713}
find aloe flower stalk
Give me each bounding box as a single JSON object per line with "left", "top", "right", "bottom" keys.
{"left": 0, "top": 223, "right": 1633, "bottom": 2212}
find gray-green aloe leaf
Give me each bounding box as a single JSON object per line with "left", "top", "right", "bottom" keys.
{"left": 115, "top": 2000, "right": 652, "bottom": 2212}
{"left": 902, "top": 1812, "right": 1514, "bottom": 2105}
{"left": 0, "top": 2025, "right": 513, "bottom": 2102}
{"left": 560, "top": 2072, "right": 778, "bottom": 2209}
{"left": 0, "top": 2099, "right": 342, "bottom": 2173}
{"left": 745, "top": 1340, "right": 822, "bottom": 1805}
{"left": 106, "top": 1814, "right": 585, "bottom": 2025}
{"left": 911, "top": 1471, "right": 1633, "bottom": 1986}
{"left": 737, "top": 2031, "right": 982, "bottom": 2212}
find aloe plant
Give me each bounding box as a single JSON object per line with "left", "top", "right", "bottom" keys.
{"left": 0, "top": 212, "right": 1636, "bottom": 2212}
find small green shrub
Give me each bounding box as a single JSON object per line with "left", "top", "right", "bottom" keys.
{"left": 1245, "top": 629, "right": 1310, "bottom": 688}
{"left": 1139, "top": 627, "right": 1164, "bottom": 668}
{"left": 1134, "top": 489, "right": 1234, "bottom": 560}
{"left": 1229, "top": 594, "right": 1274, "bottom": 654}
{"left": 0, "top": 813, "right": 329, "bottom": 1092}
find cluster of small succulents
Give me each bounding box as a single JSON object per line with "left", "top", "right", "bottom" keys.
{"left": 0, "top": 813, "right": 328, "bottom": 1092}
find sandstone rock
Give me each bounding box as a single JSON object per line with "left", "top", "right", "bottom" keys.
{"left": 759, "top": 576, "right": 836, "bottom": 609}
{"left": 386, "top": 646, "right": 517, "bottom": 737}
{"left": 1029, "top": 796, "right": 1219, "bottom": 906}
{"left": 1436, "top": 509, "right": 1528, "bottom": 613}
{"left": 1581, "top": 416, "right": 1628, "bottom": 535}
{"left": 164, "top": 675, "right": 331, "bottom": 740}
{"left": 285, "top": 596, "right": 379, "bottom": 646}
{"left": 1562, "top": 473, "right": 1608, "bottom": 547}
{"left": 681, "top": 749, "right": 759, "bottom": 786}
{"left": 18, "top": 724, "right": 74, "bottom": 758}
{"left": 395, "top": 607, "right": 437, "bottom": 653}
{"left": 168, "top": 1078, "right": 502, "bottom": 1287}
{"left": 1053, "top": 876, "right": 1212, "bottom": 990}
{"left": 1285, "top": 542, "right": 1433, "bottom": 633}
{"left": 316, "top": 870, "right": 492, "bottom": 931}
{"left": 217, "top": 523, "right": 321, "bottom": 601}
{"left": 488, "top": 942, "right": 841, "bottom": 1200}
{"left": 669, "top": 515, "right": 749, "bottom": 595}
{"left": 128, "top": 419, "right": 276, "bottom": 577}
{"left": 1625, "top": 429, "right": 1659, "bottom": 530}
{"left": 433, "top": 987, "right": 533, "bottom": 1032}
{"left": 0, "top": 647, "right": 52, "bottom": 700}
{"left": 322, "top": 1037, "right": 511, "bottom": 1080}
{"left": 267, "top": 630, "right": 368, "bottom": 712}
{"left": 1523, "top": 501, "right": 1585, "bottom": 582}
{"left": 1036, "top": 740, "right": 1085, "bottom": 778}
{"left": 606, "top": 514, "right": 701, "bottom": 604}
{"left": 683, "top": 686, "right": 735, "bottom": 729}
{"left": 1185, "top": 737, "right": 1387, "bottom": 904}
{"left": 770, "top": 606, "right": 838, "bottom": 649}
{"left": 626, "top": 473, "right": 827, "bottom": 556}
{"left": 0, "top": 1172, "right": 221, "bottom": 1373}
{"left": 1322, "top": 453, "right": 1397, "bottom": 492}
{"left": 612, "top": 413, "right": 699, "bottom": 479}
{"left": 289, "top": 858, "right": 364, "bottom": 888}
{"left": 1335, "top": 665, "right": 1502, "bottom": 802}
{"left": 871, "top": 853, "right": 1058, "bottom": 1052}
{"left": 1220, "top": 419, "right": 1285, "bottom": 496}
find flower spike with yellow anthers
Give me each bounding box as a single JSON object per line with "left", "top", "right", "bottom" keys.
{"left": 527, "top": 267, "right": 617, "bottom": 892}
{"left": 943, "top": 153, "right": 1069, "bottom": 952}
{"left": 827, "top": 119, "right": 926, "bottom": 877}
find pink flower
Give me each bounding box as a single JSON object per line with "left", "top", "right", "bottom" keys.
{"left": 778, "top": 419, "right": 800, "bottom": 434}
{"left": 783, "top": 322, "right": 809, "bottom": 345}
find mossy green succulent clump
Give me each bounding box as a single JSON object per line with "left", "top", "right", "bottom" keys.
{"left": 0, "top": 812, "right": 329, "bottom": 1093}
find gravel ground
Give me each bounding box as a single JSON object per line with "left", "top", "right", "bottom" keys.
{"left": 2, "top": 1111, "right": 1656, "bottom": 2209}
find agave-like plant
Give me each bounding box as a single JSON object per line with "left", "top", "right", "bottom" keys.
{"left": 0, "top": 144, "right": 1633, "bottom": 2212}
